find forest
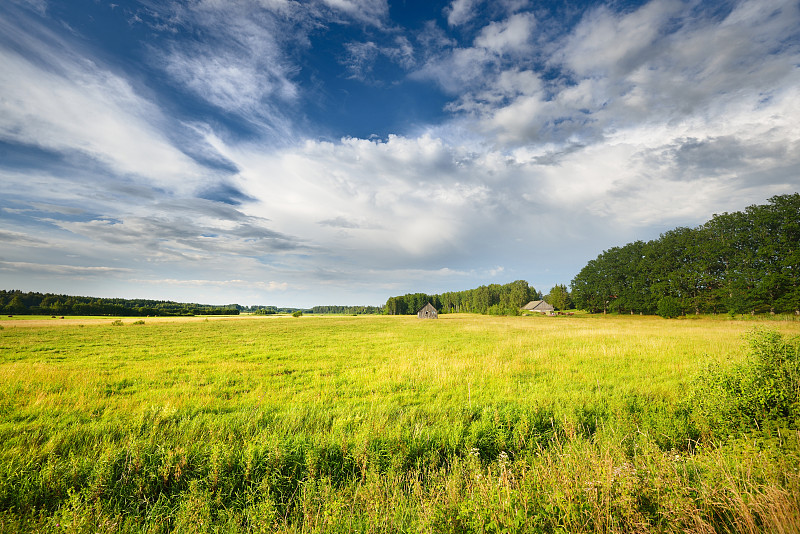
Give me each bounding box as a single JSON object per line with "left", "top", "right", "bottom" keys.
{"left": 310, "top": 305, "right": 383, "bottom": 315}
{"left": 384, "top": 280, "right": 540, "bottom": 315}
{"left": 570, "top": 193, "right": 800, "bottom": 315}
{"left": 0, "top": 290, "right": 240, "bottom": 316}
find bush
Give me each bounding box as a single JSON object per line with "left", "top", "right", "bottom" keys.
{"left": 691, "top": 329, "right": 800, "bottom": 436}
{"left": 487, "top": 304, "right": 520, "bottom": 316}
{"left": 292, "top": 310, "right": 303, "bottom": 318}
{"left": 656, "top": 296, "right": 681, "bottom": 318}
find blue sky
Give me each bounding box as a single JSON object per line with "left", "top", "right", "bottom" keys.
{"left": 1, "top": 0, "right": 799, "bottom": 307}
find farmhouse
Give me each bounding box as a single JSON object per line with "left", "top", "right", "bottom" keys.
{"left": 417, "top": 302, "right": 438, "bottom": 319}
{"left": 522, "top": 300, "right": 555, "bottom": 314}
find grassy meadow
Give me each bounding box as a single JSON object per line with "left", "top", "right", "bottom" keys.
{"left": 1, "top": 313, "right": 799, "bottom": 533}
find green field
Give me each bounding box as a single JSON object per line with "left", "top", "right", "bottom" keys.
{"left": 1, "top": 314, "right": 799, "bottom": 533}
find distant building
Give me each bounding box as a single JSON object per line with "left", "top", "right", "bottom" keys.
{"left": 522, "top": 300, "right": 555, "bottom": 314}
{"left": 417, "top": 302, "right": 438, "bottom": 319}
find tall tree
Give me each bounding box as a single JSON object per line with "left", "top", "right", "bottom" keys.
{"left": 545, "top": 284, "right": 571, "bottom": 311}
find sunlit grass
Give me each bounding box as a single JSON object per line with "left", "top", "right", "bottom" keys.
{"left": 1, "top": 314, "right": 798, "bottom": 532}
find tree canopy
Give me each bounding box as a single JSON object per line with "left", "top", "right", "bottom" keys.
{"left": 385, "top": 280, "right": 538, "bottom": 316}
{"left": 545, "top": 284, "right": 572, "bottom": 311}
{"left": 570, "top": 194, "right": 800, "bottom": 315}
{"left": 0, "top": 290, "right": 240, "bottom": 316}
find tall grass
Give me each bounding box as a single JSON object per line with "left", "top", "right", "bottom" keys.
{"left": 0, "top": 314, "right": 798, "bottom": 532}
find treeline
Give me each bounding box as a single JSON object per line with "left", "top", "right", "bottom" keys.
{"left": 570, "top": 193, "right": 800, "bottom": 315}
{"left": 385, "top": 280, "right": 539, "bottom": 315}
{"left": 311, "top": 305, "right": 383, "bottom": 315}
{"left": 249, "top": 306, "right": 305, "bottom": 315}
{"left": 0, "top": 290, "right": 239, "bottom": 316}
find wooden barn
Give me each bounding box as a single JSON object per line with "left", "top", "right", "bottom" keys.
{"left": 417, "top": 302, "right": 438, "bottom": 319}
{"left": 522, "top": 300, "right": 555, "bottom": 314}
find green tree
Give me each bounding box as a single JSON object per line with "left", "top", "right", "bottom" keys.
{"left": 656, "top": 296, "right": 681, "bottom": 318}
{"left": 6, "top": 295, "right": 26, "bottom": 314}
{"left": 545, "top": 284, "right": 571, "bottom": 311}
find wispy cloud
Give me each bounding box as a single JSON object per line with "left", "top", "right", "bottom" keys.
{"left": 0, "top": 8, "right": 210, "bottom": 193}
{"left": 133, "top": 278, "right": 289, "bottom": 292}
{"left": 321, "top": 0, "right": 389, "bottom": 26}
{"left": 445, "top": 0, "right": 481, "bottom": 27}
{"left": 0, "top": 230, "right": 49, "bottom": 247}
{"left": 0, "top": 261, "right": 134, "bottom": 276}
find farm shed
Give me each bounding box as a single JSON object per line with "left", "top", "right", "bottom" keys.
{"left": 417, "top": 302, "right": 438, "bottom": 319}
{"left": 522, "top": 300, "right": 555, "bottom": 314}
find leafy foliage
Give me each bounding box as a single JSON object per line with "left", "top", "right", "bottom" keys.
{"left": 385, "top": 280, "right": 537, "bottom": 315}
{"left": 657, "top": 296, "right": 682, "bottom": 318}
{"left": 545, "top": 284, "right": 572, "bottom": 310}
{"left": 692, "top": 329, "right": 800, "bottom": 435}
{"left": 310, "top": 305, "right": 382, "bottom": 315}
{"left": 0, "top": 290, "right": 240, "bottom": 316}
{"left": 571, "top": 194, "right": 800, "bottom": 315}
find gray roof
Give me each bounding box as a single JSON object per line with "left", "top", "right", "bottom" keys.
{"left": 522, "top": 300, "right": 554, "bottom": 311}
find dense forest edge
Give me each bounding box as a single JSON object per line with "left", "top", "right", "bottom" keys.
{"left": 0, "top": 291, "right": 242, "bottom": 317}
{"left": 570, "top": 193, "right": 800, "bottom": 317}
{"left": 0, "top": 291, "right": 387, "bottom": 317}
{"left": 384, "top": 194, "right": 799, "bottom": 318}
{"left": 4, "top": 194, "right": 797, "bottom": 319}
{"left": 384, "top": 280, "right": 542, "bottom": 316}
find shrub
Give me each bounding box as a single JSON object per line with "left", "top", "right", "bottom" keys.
{"left": 656, "top": 296, "right": 681, "bottom": 318}
{"left": 110, "top": 319, "right": 124, "bottom": 326}
{"left": 691, "top": 329, "right": 800, "bottom": 436}
{"left": 487, "top": 304, "right": 520, "bottom": 316}
{"left": 292, "top": 310, "right": 303, "bottom": 318}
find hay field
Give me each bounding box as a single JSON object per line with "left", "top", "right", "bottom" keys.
{"left": 1, "top": 314, "right": 798, "bottom": 532}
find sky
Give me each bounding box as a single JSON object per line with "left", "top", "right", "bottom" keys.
{"left": 1, "top": 0, "right": 799, "bottom": 308}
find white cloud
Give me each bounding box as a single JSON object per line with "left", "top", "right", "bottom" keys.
{"left": 431, "top": 0, "right": 800, "bottom": 155}
{"left": 320, "top": 0, "right": 388, "bottom": 26}
{"left": 0, "top": 13, "right": 209, "bottom": 193}
{"left": 557, "top": 0, "right": 682, "bottom": 77}
{"left": 144, "top": 1, "right": 303, "bottom": 139}
{"left": 2, "top": 0, "right": 799, "bottom": 307}
{"left": 474, "top": 12, "right": 535, "bottom": 54}
{"left": 134, "top": 278, "right": 289, "bottom": 292}
{"left": 0, "top": 261, "right": 134, "bottom": 276}
{"left": 341, "top": 41, "right": 380, "bottom": 80}
{"left": 446, "top": 0, "right": 481, "bottom": 27}
{"left": 162, "top": 48, "right": 297, "bottom": 111}
{"left": 341, "top": 36, "right": 416, "bottom": 81}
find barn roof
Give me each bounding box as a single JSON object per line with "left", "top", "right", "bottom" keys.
{"left": 522, "top": 300, "right": 554, "bottom": 311}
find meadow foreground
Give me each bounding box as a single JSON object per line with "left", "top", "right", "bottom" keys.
{"left": 1, "top": 314, "right": 798, "bottom": 533}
